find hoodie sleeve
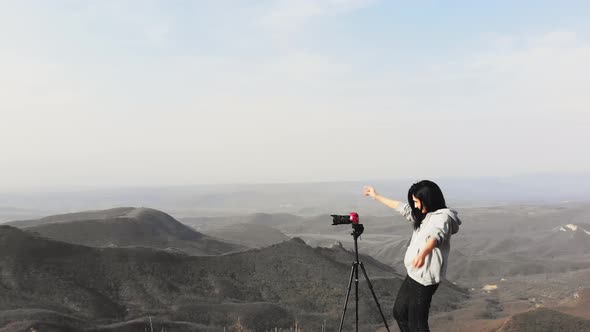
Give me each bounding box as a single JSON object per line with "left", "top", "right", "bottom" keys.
{"left": 394, "top": 203, "right": 414, "bottom": 223}
{"left": 427, "top": 215, "right": 450, "bottom": 246}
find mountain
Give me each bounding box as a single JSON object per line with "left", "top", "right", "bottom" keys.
{"left": 0, "top": 206, "right": 44, "bottom": 224}
{"left": 354, "top": 205, "right": 590, "bottom": 286}
{"left": 554, "top": 288, "right": 590, "bottom": 320}
{"left": 203, "top": 223, "right": 291, "bottom": 248}
{"left": 181, "top": 213, "right": 307, "bottom": 233}
{"left": 498, "top": 307, "right": 590, "bottom": 332}
{"left": 524, "top": 223, "right": 590, "bottom": 257}
{"left": 186, "top": 207, "right": 590, "bottom": 287}
{"left": 5, "top": 207, "right": 246, "bottom": 255}
{"left": 0, "top": 226, "right": 468, "bottom": 331}
{"left": 0, "top": 309, "right": 212, "bottom": 332}
{"left": 557, "top": 223, "right": 590, "bottom": 235}
{"left": 2, "top": 175, "right": 590, "bottom": 218}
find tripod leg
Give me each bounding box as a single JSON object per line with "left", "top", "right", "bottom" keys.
{"left": 359, "top": 262, "right": 391, "bottom": 332}
{"left": 355, "top": 261, "right": 359, "bottom": 332}
{"left": 339, "top": 263, "right": 356, "bottom": 332}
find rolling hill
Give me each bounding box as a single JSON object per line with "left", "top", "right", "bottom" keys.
{"left": 498, "top": 307, "right": 590, "bottom": 332}
{"left": 0, "top": 225, "right": 468, "bottom": 331}
{"left": 5, "top": 207, "right": 246, "bottom": 255}
{"left": 203, "top": 223, "right": 291, "bottom": 248}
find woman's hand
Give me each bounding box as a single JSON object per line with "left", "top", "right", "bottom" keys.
{"left": 363, "top": 186, "right": 402, "bottom": 209}
{"left": 363, "top": 186, "right": 377, "bottom": 199}
{"left": 412, "top": 238, "right": 437, "bottom": 269}
{"left": 412, "top": 253, "right": 425, "bottom": 269}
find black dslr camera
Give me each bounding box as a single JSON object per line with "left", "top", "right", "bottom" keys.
{"left": 331, "top": 212, "right": 364, "bottom": 238}
{"left": 331, "top": 212, "right": 359, "bottom": 225}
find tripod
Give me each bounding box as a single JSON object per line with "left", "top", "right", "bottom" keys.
{"left": 338, "top": 223, "right": 391, "bottom": 332}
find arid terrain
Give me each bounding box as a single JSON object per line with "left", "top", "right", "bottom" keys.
{"left": 1, "top": 182, "right": 589, "bottom": 331}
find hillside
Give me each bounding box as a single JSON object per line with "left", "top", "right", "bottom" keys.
{"left": 498, "top": 307, "right": 590, "bottom": 332}
{"left": 203, "top": 223, "right": 291, "bottom": 248}
{"left": 6, "top": 207, "right": 246, "bottom": 255}
{"left": 0, "top": 225, "right": 470, "bottom": 331}
{"left": 182, "top": 206, "right": 590, "bottom": 286}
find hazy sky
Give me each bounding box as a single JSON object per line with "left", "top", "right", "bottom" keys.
{"left": 1, "top": 1, "right": 589, "bottom": 189}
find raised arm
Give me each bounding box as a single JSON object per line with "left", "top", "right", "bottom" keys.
{"left": 363, "top": 186, "right": 402, "bottom": 209}
{"left": 363, "top": 186, "right": 414, "bottom": 222}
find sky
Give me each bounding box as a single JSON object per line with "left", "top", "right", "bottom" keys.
{"left": 1, "top": 0, "right": 589, "bottom": 189}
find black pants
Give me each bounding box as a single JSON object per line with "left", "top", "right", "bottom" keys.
{"left": 393, "top": 275, "right": 439, "bottom": 332}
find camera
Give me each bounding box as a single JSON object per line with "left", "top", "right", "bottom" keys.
{"left": 331, "top": 212, "right": 359, "bottom": 225}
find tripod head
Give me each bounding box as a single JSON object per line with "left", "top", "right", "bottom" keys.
{"left": 351, "top": 223, "right": 364, "bottom": 239}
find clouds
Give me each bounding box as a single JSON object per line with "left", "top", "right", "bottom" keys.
{"left": 423, "top": 31, "right": 590, "bottom": 115}
{"left": 374, "top": 31, "right": 590, "bottom": 174}
{"left": 260, "top": 0, "right": 377, "bottom": 31}
{"left": 0, "top": 1, "right": 589, "bottom": 188}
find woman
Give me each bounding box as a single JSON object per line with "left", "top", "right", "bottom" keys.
{"left": 363, "top": 180, "right": 461, "bottom": 332}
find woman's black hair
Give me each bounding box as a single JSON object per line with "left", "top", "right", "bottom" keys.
{"left": 407, "top": 180, "right": 447, "bottom": 229}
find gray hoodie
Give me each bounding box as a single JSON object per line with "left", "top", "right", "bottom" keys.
{"left": 395, "top": 203, "right": 461, "bottom": 286}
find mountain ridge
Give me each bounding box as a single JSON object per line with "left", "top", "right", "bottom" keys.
{"left": 0, "top": 225, "right": 468, "bottom": 331}
{"left": 5, "top": 207, "right": 246, "bottom": 255}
